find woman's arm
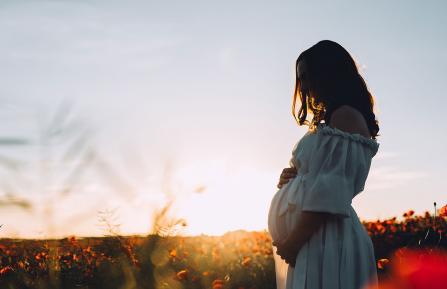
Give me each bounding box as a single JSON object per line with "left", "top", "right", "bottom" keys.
{"left": 289, "top": 211, "right": 330, "bottom": 243}
{"left": 273, "top": 211, "right": 330, "bottom": 266}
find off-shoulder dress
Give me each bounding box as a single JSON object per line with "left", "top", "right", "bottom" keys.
{"left": 268, "top": 122, "right": 380, "bottom": 289}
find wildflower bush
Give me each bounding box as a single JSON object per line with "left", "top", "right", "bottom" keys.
{"left": 366, "top": 209, "right": 446, "bottom": 262}
{"left": 1, "top": 207, "right": 446, "bottom": 289}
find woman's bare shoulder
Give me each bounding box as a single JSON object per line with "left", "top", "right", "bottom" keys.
{"left": 329, "top": 105, "right": 371, "bottom": 138}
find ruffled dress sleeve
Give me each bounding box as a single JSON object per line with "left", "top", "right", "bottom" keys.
{"left": 301, "top": 124, "right": 380, "bottom": 218}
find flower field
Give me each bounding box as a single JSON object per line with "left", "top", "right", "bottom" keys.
{"left": 1, "top": 208, "right": 446, "bottom": 289}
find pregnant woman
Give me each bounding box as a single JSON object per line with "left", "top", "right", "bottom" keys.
{"left": 267, "top": 40, "right": 380, "bottom": 289}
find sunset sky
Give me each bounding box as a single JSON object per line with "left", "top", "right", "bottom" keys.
{"left": 0, "top": 0, "right": 446, "bottom": 238}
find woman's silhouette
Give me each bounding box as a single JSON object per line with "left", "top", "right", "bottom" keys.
{"left": 268, "top": 40, "right": 380, "bottom": 289}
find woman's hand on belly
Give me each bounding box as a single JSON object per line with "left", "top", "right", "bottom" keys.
{"left": 277, "top": 166, "right": 298, "bottom": 189}
{"left": 272, "top": 237, "right": 302, "bottom": 267}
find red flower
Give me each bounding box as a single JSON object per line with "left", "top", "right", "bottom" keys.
{"left": 365, "top": 248, "right": 447, "bottom": 289}
{"left": 439, "top": 204, "right": 447, "bottom": 217}
{"left": 212, "top": 279, "right": 224, "bottom": 289}
{"left": 377, "top": 258, "right": 389, "bottom": 270}
{"left": 176, "top": 269, "right": 188, "bottom": 281}
{"left": 241, "top": 256, "right": 251, "bottom": 266}
{"left": 0, "top": 266, "right": 13, "bottom": 276}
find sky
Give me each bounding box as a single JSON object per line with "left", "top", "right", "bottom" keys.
{"left": 0, "top": 0, "right": 446, "bottom": 239}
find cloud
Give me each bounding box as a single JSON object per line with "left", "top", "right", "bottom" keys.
{"left": 367, "top": 164, "right": 429, "bottom": 191}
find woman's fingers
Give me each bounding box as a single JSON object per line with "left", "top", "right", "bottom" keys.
{"left": 281, "top": 254, "right": 296, "bottom": 267}
{"left": 277, "top": 178, "right": 292, "bottom": 189}
{"left": 284, "top": 253, "right": 297, "bottom": 267}
{"left": 282, "top": 173, "right": 296, "bottom": 179}
{"left": 275, "top": 241, "right": 299, "bottom": 267}
{"left": 283, "top": 167, "right": 297, "bottom": 174}
{"left": 277, "top": 167, "right": 298, "bottom": 189}
{"left": 282, "top": 168, "right": 297, "bottom": 178}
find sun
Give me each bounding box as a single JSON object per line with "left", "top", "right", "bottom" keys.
{"left": 168, "top": 160, "right": 277, "bottom": 236}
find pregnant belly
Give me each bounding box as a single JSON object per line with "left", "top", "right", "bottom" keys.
{"left": 268, "top": 175, "right": 306, "bottom": 243}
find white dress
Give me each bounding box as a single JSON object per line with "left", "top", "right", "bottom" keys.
{"left": 268, "top": 123, "right": 380, "bottom": 289}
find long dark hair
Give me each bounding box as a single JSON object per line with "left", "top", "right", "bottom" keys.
{"left": 292, "top": 40, "right": 380, "bottom": 140}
